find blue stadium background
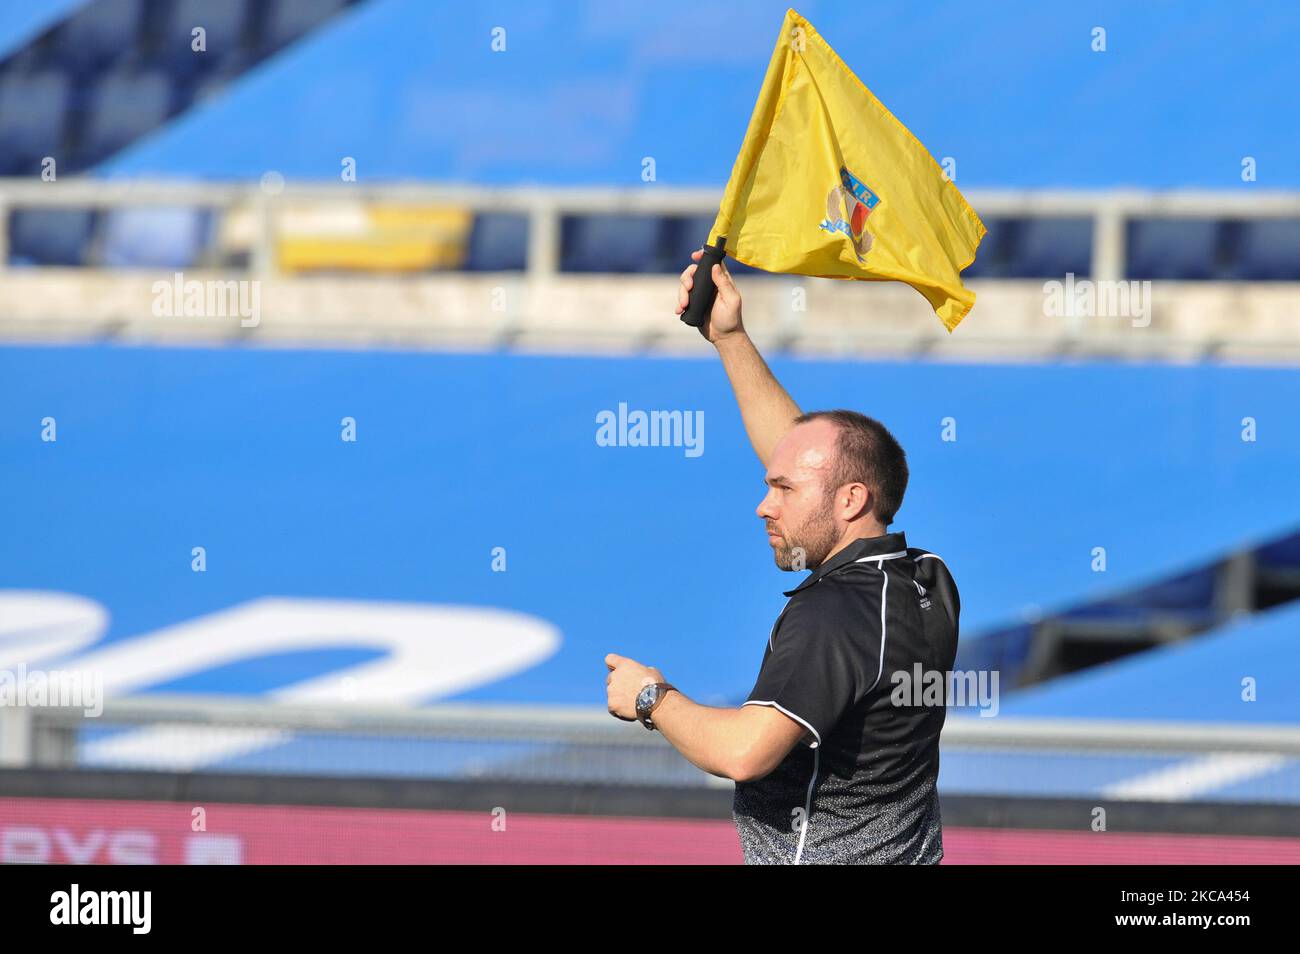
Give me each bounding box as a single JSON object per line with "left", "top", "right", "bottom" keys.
{"left": 2, "top": 0, "right": 1300, "bottom": 814}
{"left": 4, "top": 344, "right": 1300, "bottom": 796}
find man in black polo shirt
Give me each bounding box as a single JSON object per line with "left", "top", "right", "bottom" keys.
{"left": 605, "top": 252, "right": 959, "bottom": 864}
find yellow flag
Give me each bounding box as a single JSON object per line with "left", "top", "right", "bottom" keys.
{"left": 711, "top": 8, "right": 986, "bottom": 331}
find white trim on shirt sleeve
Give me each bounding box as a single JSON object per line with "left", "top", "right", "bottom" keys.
{"left": 742, "top": 699, "right": 821, "bottom": 749}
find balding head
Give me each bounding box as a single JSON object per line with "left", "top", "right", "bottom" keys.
{"left": 756, "top": 411, "right": 908, "bottom": 570}
{"left": 794, "top": 409, "right": 909, "bottom": 525}
{"left": 772, "top": 415, "right": 841, "bottom": 483}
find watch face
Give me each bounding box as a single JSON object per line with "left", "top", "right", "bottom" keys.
{"left": 636, "top": 685, "right": 657, "bottom": 710}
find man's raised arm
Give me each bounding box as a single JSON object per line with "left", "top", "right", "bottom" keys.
{"left": 675, "top": 250, "right": 801, "bottom": 467}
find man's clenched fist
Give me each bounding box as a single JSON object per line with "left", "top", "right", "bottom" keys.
{"left": 604, "top": 653, "right": 664, "bottom": 721}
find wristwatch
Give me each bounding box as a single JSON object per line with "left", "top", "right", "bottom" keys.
{"left": 635, "top": 682, "right": 676, "bottom": 731}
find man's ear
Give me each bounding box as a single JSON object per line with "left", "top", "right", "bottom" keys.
{"left": 842, "top": 482, "right": 872, "bottom": 521}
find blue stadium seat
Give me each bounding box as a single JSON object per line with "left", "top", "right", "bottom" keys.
{"left": 0, "top": 2, "right": 86, "bottom": 67}
{"left": 954, "top": 622, "right": 1034, "bottom": 680}
{"left": 675, "top": 214, "right": 723, "bottom": 252}
{"left": 1126, "top": 218, "right": 1220, "bottom": 280}
{"left": 79, "top": 69, "right": 174, "bottom": 163}
{"left": 668, "top": 215, "right": 760, "bottom": 275}
{"left": 1063, "top": 567, "right": 1218, "bottom": 623}
{"left": 1230, "top": 219, "right": 1300, "bottom": 281}
{"left": 100, "top": 207, "right": 212, "bottom": 269}
{"left": 959, "top": 216, "right": 1012, "bottom": 278}
{"left": 186, "top": 69, "right": 249, "bottom": 110}
{"left": 7, "top": 209, "right": 97, "bottom": 266}
{"left": 1006, "top": 217, "right": 1093, "bottom": 278}
{"left": 1256, "top": 531, "right": 1300, "bottom": 571}
{"left": 159, "top": 0, "right": 249, "bottom": 74}
{"left": 560, "top": 215, "right": 669, "bottom": 273}
{"left": 0, "top": 71, "right": 69, "bottom": 173}
{"left": 260, "top": 0, "right": 348, "bottom": 54}
{"left": 48, "top": 0, "right": 143, "bottom": 76}
{"left": 463, "top": 213, "right": 528, "bottom": 271}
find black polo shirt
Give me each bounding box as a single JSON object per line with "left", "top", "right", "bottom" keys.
{"left": 733, "top": 531, "right": 959, "bottom": 864}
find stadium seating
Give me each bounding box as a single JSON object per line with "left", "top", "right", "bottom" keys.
{"left": 78, "top": 69, "right": 175, "bottom": 165}
{"left": 1257, "top": 533, "right": 1300, "bottom": 573}
{"left": 48, "top": 0, "right": 143, "bottom": 78}
{"left": 261, "top": 0, "right": 349, "bottom": 56}
{"left": 100, "top": 206, "right": 212, "bottom": 269}
{"left": 960, "top": 216, "right": 1012, "bottom": 278}
{"left": 1255, "top": 531, "right": 1300, "bottom": 602}
{"left": 2, "top": 344, "right": 1297, "bottom": 699}
{"left": 0, "top": 71, "right": 69, "bottom": 174}
{"left": 669, "top": 214, "right": 760, "bottom": 275}
{"left": 957, "top": 565, "right": 1223, "bottom": 686}
{"left": 560, "top": 214, "right": 671, "bottom": 273}
{"left": 463, "top": 213, "right": 529, "bottom": 272}
{"left": 3, "top": 1, "right": 1286, "bottom": 283}
{"left": 1009, "top": 217, "right": 1093, "bottom": 278}
{"left": 7, "top": 208, "right": 97, "bottom": 266}
{"left": 1126, "top": 218, "right": 1222, "bottom": 280}
{"left": 1231, "top": 218, "right": 1300, "bottom": 281}
{"left": 0, "top": 2, "right": 84, "bottom": 62}
{"left": 961, "top": 217, "right": 1092, "bottom": 279}
{"left": 0, "top": 0, "right": 361, "bottom": 175}
{"left": 994, "top": 599, "right": 1300, "bottom": 726}
{"left": 157, "top": 0, "right": 250, "bottom": 77}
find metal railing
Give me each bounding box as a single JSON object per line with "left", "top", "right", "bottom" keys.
{"left": 5, "top": 695, "right": 1299, "bottom": 800}
{"left": 3, "top": 178, "right": 1300, "bottom": 283}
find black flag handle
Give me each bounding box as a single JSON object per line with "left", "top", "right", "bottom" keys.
{"left": 680, "top": 235, "right": 727, "bottom": 328}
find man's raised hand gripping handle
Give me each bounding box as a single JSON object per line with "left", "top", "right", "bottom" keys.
{"left": 679, "top": 236, "right": 727, "bottom": 328}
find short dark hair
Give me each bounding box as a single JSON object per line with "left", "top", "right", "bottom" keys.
{"left": 794, "top": 409, "right": 909, "bottom": 525}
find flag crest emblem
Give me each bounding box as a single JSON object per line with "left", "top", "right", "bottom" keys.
{"left": 820, "top": 167, "right": 880, "bottom": 261}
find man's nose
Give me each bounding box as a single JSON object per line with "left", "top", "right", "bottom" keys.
{"left": 756, "top": 489, "right": 778, "bottom": 520}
